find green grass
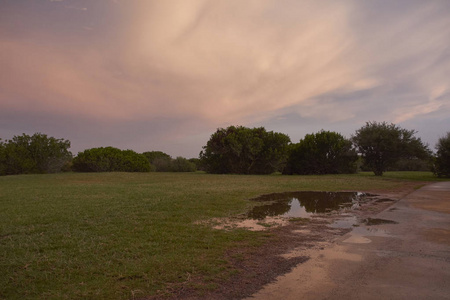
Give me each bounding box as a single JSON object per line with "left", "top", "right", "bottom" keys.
{"left": 368, "top": 171, "right": 450, "bottom": 181}
{"left": 0, "top": 171, "right": 445, "bottom": 299}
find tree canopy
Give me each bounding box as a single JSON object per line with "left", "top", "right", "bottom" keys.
{"left": 200, "top": 126, "right": 290, "bottom": 174}
{"left": 434, "top": 132, "right": 450, "bottom": 177}
{"left": 0, "top": 133, "right": 72, "bottom": 175}
{"left": 72, "top": 147, "right": 151, "bottom": 172}
{"left": 2, "top": 124, "right": 441, "bottom": 176}
{"left": 283, "top": 130, "right": 358, "bottom": 175}
{"left": 352, "top": 121, "right": 430, "bottom": 176}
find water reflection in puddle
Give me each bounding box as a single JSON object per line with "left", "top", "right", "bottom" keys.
{"left": 331, "top": 216, "right": 358, "bottom": 228}
{"left": 343, "top": 226, "right": 392, "bottom": 244}
{"left": 247, "top": 191, "right": 375, "bottom": 220}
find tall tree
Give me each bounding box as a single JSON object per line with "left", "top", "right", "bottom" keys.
{"left": 434, "top": 132, "right": 450, "bottom": 177}
{"left": 283, "top": 130, "right": 358, "bottom": 175}
{"left": 352, "top": 121, "right": 430, "bottom": 176}
{"left": 200, "top": 126, "right": 290, "bottom": 174}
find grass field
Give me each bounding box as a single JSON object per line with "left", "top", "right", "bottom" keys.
{"left": 0, "top": 171, "right": 445, "bottom": 299}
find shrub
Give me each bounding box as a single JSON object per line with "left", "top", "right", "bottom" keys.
{"left": 0, "top": 133, "right": 72, "bottom": 175}
{"left": 170, "top": 157, "right": 197, "bottom": 172}
{"left": 188, "top": 158, "right": 204, "bottom": 171}
{"left": 72, "top": 147, "right": 150, "bottom": 172}
{"left": 142, "top": 151, "right": 172, "bottom": 172}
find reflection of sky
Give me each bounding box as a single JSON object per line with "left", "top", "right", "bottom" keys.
{"left": 248, "top": 192, "right": 367, "bottom": 219}
{"left": 281, "top": 199, "right": 312, "bottom": 218}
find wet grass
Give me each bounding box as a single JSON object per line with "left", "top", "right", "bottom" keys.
{"left": 0, "top": 171, "right": 444, "bottom": 299}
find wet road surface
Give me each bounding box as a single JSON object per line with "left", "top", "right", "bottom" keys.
{"left": 247, "top": 181, "right": 450, "bottom": 300}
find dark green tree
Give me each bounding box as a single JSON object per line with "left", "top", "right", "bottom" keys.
{"left": 200, "top": 126, "right": 290, "bottom": 174}
{"left": 352, "top": 121, "right": 430, "bottom": 176}
{"left": 283, "top": 130, "right": 358, "bottom": 175}
{"left": 0, "top": 133, "right": 72, "bottom": 175}
{"left": 434, "top": 132, "right": 450, "bottom": 177}
{"left": 72, "top": 147, "right": 150, "bottom": 172}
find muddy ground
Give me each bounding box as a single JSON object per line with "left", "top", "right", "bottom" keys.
{"left": 146, "top": 182, "right": 430, "bottom": 300}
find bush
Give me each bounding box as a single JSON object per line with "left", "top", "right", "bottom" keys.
{"left": 142, "top": 151, "right": 172, "bottom": 172}
{"left": 72, "top": 147, "right": 151, "bottom": 172}
{"left": 188, "top": 158, "right": 204, "bottom": 171}
{"left": 170, "top": 157, "right": 197, "bottom": 172}
{"left": 142, "top": 151, "right": 197, "bottom": 172}
{"left": 0, "top": 133, "right": 72, "bottom": 175}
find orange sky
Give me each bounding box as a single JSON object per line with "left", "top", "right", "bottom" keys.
{"left": 1, "top": 0, "right": 449, "bottom": 157}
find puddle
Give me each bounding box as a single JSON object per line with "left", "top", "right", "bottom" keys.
{"left": 330, "top": 215, "right": 358, "bottom": 229}
{"left": 248, "top": 191, "right": 375, "bottom": 220}
{"left": 208, "top": 191, "right": 379, "bottom": 231}
{"left": 343, "top": 226, "right": 392, "bottom": 244}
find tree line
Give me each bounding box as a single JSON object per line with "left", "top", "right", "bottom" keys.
{"left": 200, "top": 122, "right": 445, "bottom": 176}
{"left": 0, "top": 134, "right": 196, "bottom": 175}
{"left": 1, "top": 122, "right": 449, "bottom": 177}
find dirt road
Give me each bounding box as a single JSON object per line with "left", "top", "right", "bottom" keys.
{"left": 247, "top": 181, "right": 450, "bottom": 300}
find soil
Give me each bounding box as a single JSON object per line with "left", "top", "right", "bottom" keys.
{"left": 144, "top": 182, "right": 427, "bottom": 300}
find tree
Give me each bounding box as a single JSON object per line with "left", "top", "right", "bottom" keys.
{"left": 283, "top": 130, "right": 358, "bottom": 175}
{"left": 352, "top": 121, "right": 430, "bottom": 176}
{"left": 72, "top": 147, "right": 150, "bottom": 172}
{"left": 434, "top": 132, "right": 450, "bottom": 177}
{"left": 200, "top": 126, "right": 290, "bottom": 174}
{"left": 0, "top": 133, "right": 72, "bottom": 175}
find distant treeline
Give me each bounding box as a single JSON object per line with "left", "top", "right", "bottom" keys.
{"left": 1, "top": 122, "right": 449, "bottom": 177}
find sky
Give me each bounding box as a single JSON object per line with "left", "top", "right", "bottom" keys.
{"left": 1, "top": 0, "right": 449, "bottom": 158}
